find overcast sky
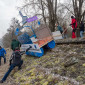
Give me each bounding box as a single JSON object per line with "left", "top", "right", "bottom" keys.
{"left": 0, "top": 0, "right": 23, "bottom": 39}
{"left": 0, "top": 0, "right": 65, "bottom": 39}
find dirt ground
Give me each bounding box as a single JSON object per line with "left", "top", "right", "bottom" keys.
{"left": 0, "top": 49, "right": 17, "bottom": 85}
{"left": 0, "top": 44, "right": 85, "bottom": 85}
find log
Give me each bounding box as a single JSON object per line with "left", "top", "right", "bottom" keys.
{"left": 55, "top": 38, "right": 85, "bottom": 44}
{"left": 64, "top": 57, "right": 78, "bottom": 67}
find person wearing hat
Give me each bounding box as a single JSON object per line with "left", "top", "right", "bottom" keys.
{"left": 0, "top": 46, "right": 6, "bottom": 66}
{"left": 11, "top": 39, "right": 21, "bottom": 51}
{"left": 70, "top": 16, "right": 77, "bottom": 38}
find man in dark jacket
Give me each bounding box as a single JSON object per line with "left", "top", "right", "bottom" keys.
{"left": 0, "top": 46, "right": 6, "bottom": 66}
{"left": 11, "top": 39, "right": 21, "bottom": 51}
{"left": 80, "top": 21, "right": 84, "bottom": 38}
{"left": 0, "top": 46, "right": 31, "bottom": 83}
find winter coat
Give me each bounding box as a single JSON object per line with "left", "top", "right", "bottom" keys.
{"left": 57, "top": 26, "right": 63, "bottom": 34}
{"left": 10, "top": 50, "right": 22, "bottom": 65}
{"left": 10, "top": 46, "right": 31, "bottom": 65}
{"left": 0, "top": 48, "right": 6, "bottom": 57}
{"left": 80, "top": 22, "right": 84, "bottom": 32}
{"left": 11, "top": 39, "right": 21, "bottom": 51}
{"left": 71, "top": 18, "right": 77, "bottom": 29}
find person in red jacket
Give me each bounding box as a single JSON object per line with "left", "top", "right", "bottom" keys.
{"left": 70, "top": 16, "right": 77, "bottom": 38}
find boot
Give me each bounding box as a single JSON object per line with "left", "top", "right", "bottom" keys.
{"left": 0, "top": 80, "right": 4, "bottom": 83}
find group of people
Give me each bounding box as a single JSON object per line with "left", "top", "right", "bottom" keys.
{"left": 0, "top": 16, "right": 84, "bottom": 83}
{"left": 71, "top": 16, "right": 84, "bottom": 38}
{"left": 0, "top": 39, "right": 31, "bottom": 83}
{"left": 56, "top": 16, "right": 84, "bottom": 39}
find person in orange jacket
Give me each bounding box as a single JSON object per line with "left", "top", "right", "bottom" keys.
{"left": 70, "top": 16, "right": 77, "bottom": 38}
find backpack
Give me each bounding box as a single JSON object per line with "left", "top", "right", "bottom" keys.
{"left": 14, "top": 51, "right": 21, "bottom": 58}
{"left": 10, "top": 51, "right": 21, "bottom": 65}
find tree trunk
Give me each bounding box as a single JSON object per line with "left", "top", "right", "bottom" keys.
{"left": 72, "top": 0, "right": 85, "bottom": 37}
{"left": 76, "top": 29, "right": 80, "bottom": 37}
{"left": 47, "top": 0, "right": 57, "bottom": 32}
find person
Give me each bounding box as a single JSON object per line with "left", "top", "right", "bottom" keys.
{"left": 62, "top": 26, "right": 68, "bottom": 39}
{"left": 70, "top": 16, "right": 77, "bottom": 38}
{"left": 0, "top": 46, "right": 32, "bottom": 83}
{"left": 0, "top": 46, "right": 6, "bottom": 66}
{"left": 56, "top": 24, "right": 63, "bottom": 34}
{"left": 56, "top": 24, "right": 64, "bottom": 39}
{"left": 11, "top": 39, "right": 21, "bottom": 51}
{"left": 80, "top": 21, "right": 84, "bottom": 38}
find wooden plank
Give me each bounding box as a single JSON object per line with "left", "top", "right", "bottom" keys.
{"left": 34, "top": 36, "right": 53, "bottom": 47}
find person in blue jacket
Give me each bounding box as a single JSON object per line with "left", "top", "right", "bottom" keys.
{"left": 0, "top": 46, "right": 6, "bottom": 66}
{"left": 56, "top": 24, "right": 63, "bottom": 34}
{"left": 0, "top": 46, "right": 31, "bottom": 83}
{"left": 56, "top": 24, "right": 64, "bottom": 38}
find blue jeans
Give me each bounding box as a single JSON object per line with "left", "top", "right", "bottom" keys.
{"left": 80, "top": 31, "right": 84, "bottom": 38}
{"left": 63, "top": 34, "right": 67, "bottom": 39}
{"left": 0, "top": 56, "right": 6, "bottom": 65}
{"left": 1, "top": 60, "right": 23, "bottom": 81}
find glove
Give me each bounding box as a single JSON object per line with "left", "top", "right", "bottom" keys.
{"left": 4, "top": 54, "right": 6, "bottom": 56}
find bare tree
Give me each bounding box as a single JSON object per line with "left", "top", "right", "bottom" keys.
{"left": 57, "top": 0, "right": 85, "bottom": 37}
{"left": 19, "top": 0, "right": 58, "bottom": 32}
{"left": 72, "top": 0, "right": 85, "bottom": 37}
{"left": 2, "top": 18, "right": 21, "bottom": 47}
{"left": 46, "top": 0, "right": 58, "bottom": 31}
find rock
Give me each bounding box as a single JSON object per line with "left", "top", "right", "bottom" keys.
{"left": 64, "top": 57, "right": 78, "bottom": 67}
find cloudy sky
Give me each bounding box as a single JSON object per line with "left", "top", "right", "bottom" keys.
{"left": 0, "top": 0, "right": 23, "bottom": 38}
{"left": 0, "top": 0, "right": 65, "bottom": 39}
